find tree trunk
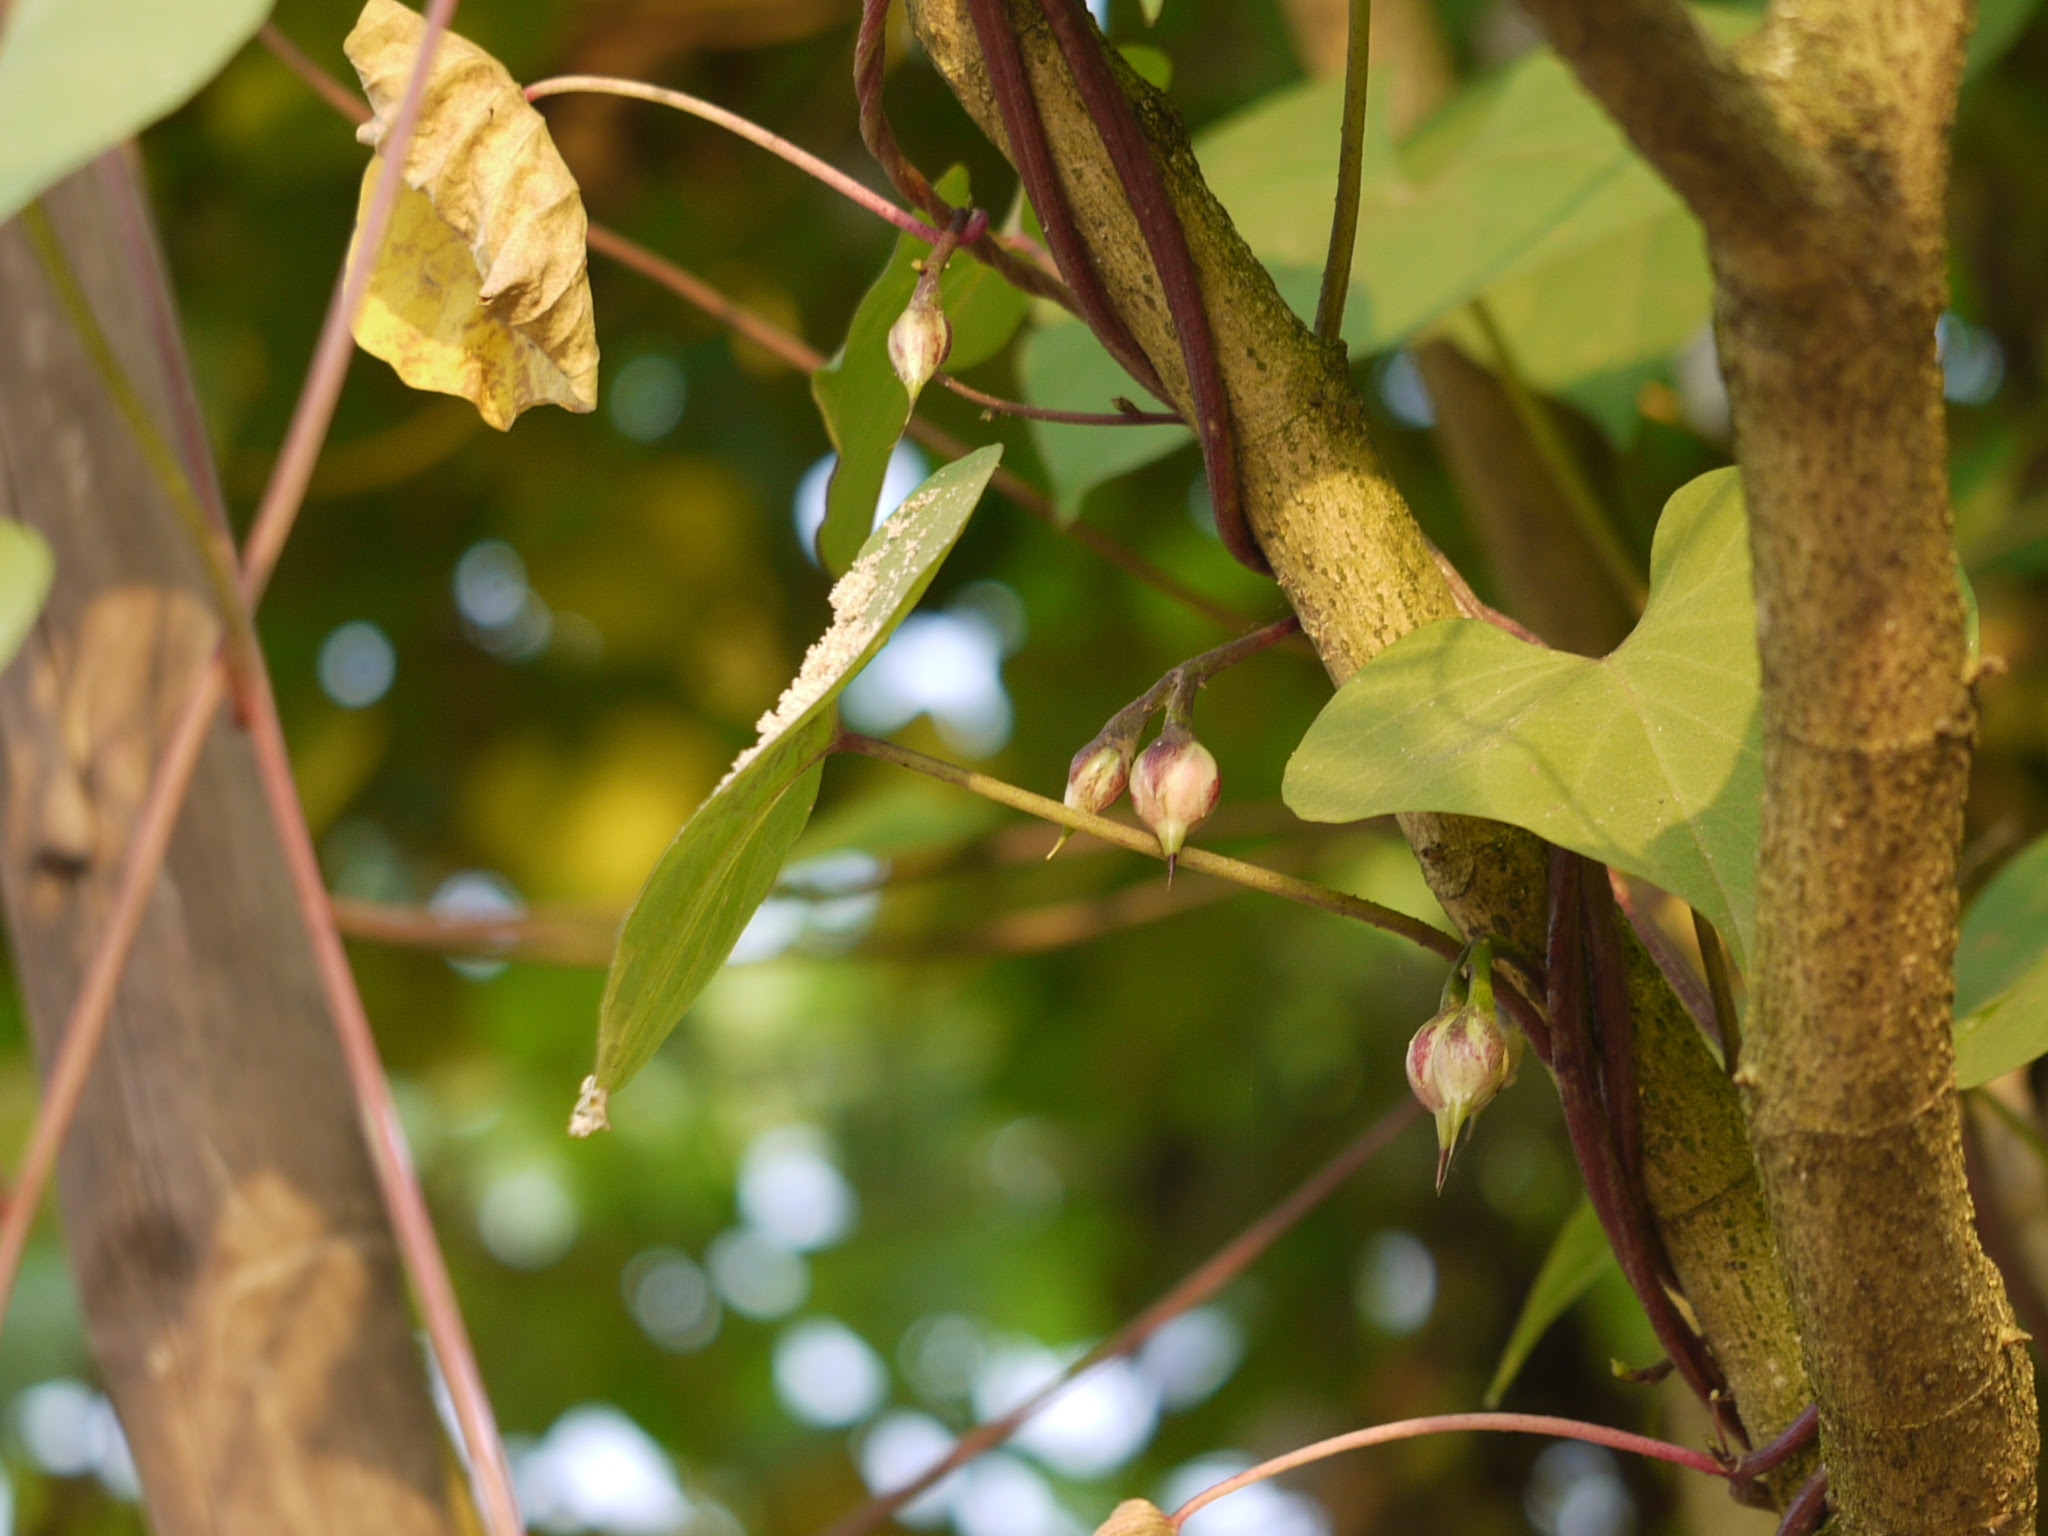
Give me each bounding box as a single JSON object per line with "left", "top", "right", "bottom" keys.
{"left": 0, "top": 156, "right": 474, "bottom": 1536}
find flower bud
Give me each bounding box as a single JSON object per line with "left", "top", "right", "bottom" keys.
{"left": 1130, "top": 729, "right": 1220, "bottom": 878}
{"left": 1066, "top": 741, "right": 1131, "bottom": 816}
{"left": 887, "top": 283, "right": 952, "bottom": 400}
{"left": 1048, "top": 737, "right": 1136, "bottom": 860}
{"left": 1093, "top": 1502, "right": 1172, "bottom": 1536}
{"left": 1407, "top": 1001, "right": 1515, "bottom": 1191}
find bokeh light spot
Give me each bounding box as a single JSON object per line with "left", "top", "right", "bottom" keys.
{"left": 952, "top": 1452, "right": 1081, "bottom": 1536}
{"left": 772, "top": 1318, "right": 887, "bottom": 1427}
{"left": 1354, "top": 1230, "right": 1437, "bottom": 1336}
{"left": 1137, "top": 1306, "right": 1244, "bottom": 1411}
{"left": 792, "top": 442, "right": 930, "bottom": 565}
{"left": 622, "top": 1248, "right": 721, "bottom": 1352}
{"left": 1375, "top": 351, "right": 1436, "bottom": 428}
{"left": 738, "top": 1126, "right": 858, "bottom": 1252}
{"left": 13, "top": 1379, "right": 136, "bottom": 1498}
{"left": 974, "top": 1346, "right": 1158, "bottom": 1479}
{"left": 707, "top": 1228, "right": 809, "bottom": 1320}
{"left": 611, "top": 354, "right": 688, "bottom": 442}
{"left": 317, "top": 621, "right": 396, "bottom": 709}
{"left": 477, "top": 1164, "right": 578, "bottom": 1270}
{"left": 858, "top": 1410, "right": 962, "bottom": 1528}
{"left": 900, "top": 1313, "right": 986, "bottom": 1404}
{"left": 1939, "top": 313, "right": 2006, "bottom": 406}
{"left": 1526, "top": 1442, "right": 1636, "bottom": 1536}
{"left": 429, "top": 870, "right": 524, "bottom": 981}
{"left": 1162, "top": 1456, "right": 1330, "bottom": 1536}
{"left": 514, "top": 1404, "right": 693, "bottom": 1536}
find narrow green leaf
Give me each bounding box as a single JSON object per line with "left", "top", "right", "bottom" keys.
{"left": 0, "top": 521, "right": 54, "bottom": 675}
{"left": 585, "top": 447, "right": 1004, "bottom": 1118}
{"left": 1284, "top": 469, "right": 1761, "bottom": 965}
{"left": 1485, "top": 1197, "right": 1616, "bottom": 1407}
{"left": 811, "top": 168, "right": 1028, "bottom": 574}
{"left": 1952, "top": 832, "right": 2048, "bottom": 1088}
{"left": 0, "top": 0, "right": 274, "bottom": 223}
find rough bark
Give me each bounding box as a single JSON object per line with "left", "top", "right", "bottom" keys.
{"left": 0, "top": 159, "right": 473, "bottom": 1536}
{"left": 906, "top": 0, "right": 1814, "bottom": 1467}
{"left": 1510, "top": 0, "right": 2039, "bottom": 1526}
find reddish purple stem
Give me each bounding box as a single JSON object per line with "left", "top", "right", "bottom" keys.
{"left": 960, "top": 0, "right": 1172, "bottom": 405}
{"left": 1030, "top": 0, "right": 1266, "bottom": 574}
{"left": 1169, "top": 1410, "right": 1729, "bottom": 1531}
{"left": 1547, "top": 850, "right": 1741, "bottom": 1447}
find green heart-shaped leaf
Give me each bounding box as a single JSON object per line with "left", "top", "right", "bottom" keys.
{"left": 579, "top": 446, "right": 1003, "bottom": 1128}
{"left": 1284, "top": 469, "right": 1761, "bottom": 964}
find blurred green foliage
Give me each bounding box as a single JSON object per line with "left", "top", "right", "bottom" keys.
{"left": 4, "top": 0, "right": 2048, "bottom": 1533}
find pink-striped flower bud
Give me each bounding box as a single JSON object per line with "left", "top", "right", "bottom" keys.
{"left": 1407, "top": 1001, "right": 1515, "bottom": 1191}
{"left": 1066, "top": 741, "right": 1131, "bottom": 816}
{"left": 1130, "top": 730, "right": 1220, "bottom": 875}
{"left": 887, "top": 285, "right": 952, "bottom": 400}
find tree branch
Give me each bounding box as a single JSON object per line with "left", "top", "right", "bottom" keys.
{"left": 905, "top": 0, "right": 1815, "bottom": 1471}
{"left": 1530, "top": 0, "right": 2040, "bottom": 1522}
{"left": 1508, "top": 0, "right": 1827, "bottom": 271}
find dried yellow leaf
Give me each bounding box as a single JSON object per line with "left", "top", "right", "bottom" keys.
{"left": 343, "top": 0, "right": 598, "bottom": 429}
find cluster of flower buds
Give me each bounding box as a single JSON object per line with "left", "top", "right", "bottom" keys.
{"left": 1053, "top": 708, "right": 1220, "bottom": 879}
{"left": 1406, "top": 940, "right": 1519, "bottom": 1191}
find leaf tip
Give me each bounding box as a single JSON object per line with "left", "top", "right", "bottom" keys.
{"left": 568, "top": 1075, "right": 610, "bottom": 1137}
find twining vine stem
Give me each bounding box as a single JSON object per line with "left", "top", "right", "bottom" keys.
{"left": 1029, "top": 0, "right": 1264, "bottom": 573}
{"left": 850, "top": 0, "right": 1079, "bottom": 311}
{"left": 257, "top": 26, "right": 1253, "bottom": 635}
{"left": 1169, "top": 1412, "right": 1729, "bottom": 1531}
{"left": 524, "top": 75, "right": 950, "bottom": 246}
{"left": 960, "top": 0, "right": 1172, "bottom": 403}
{"left": 1313, "top": 0, "right": 1373, "bottom": 342}
{"left": 1546, "top": 851, "right": 1740, "bottom": 1448}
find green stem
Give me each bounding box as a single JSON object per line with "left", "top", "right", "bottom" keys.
{"left": 22, "top": 202, "right": 262, "bottom": 698}
{"left": 1467, "top": 937, "right": 1495, "bottom": 1014}
{"left": 834, "top": 730, "right": 1459, "bottom": 958}
{"left": 1693, "top": 908, "right": 1743, "bottom": 1073}
{"left": 1314, "top": 0, "right": 1372, "bottom": 342}
{"left": 1468, "top": 299, "right": 1646, "bottom": 614}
